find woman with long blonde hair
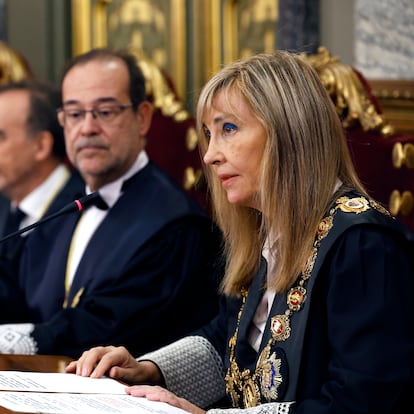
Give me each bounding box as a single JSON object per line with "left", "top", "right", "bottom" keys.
{"left": 66, "top": 51, "right": 414, "bottom": 414}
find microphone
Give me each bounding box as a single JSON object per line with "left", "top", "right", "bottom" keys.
{"left": 0, "top": 192, "right": 105, "bottom": 244}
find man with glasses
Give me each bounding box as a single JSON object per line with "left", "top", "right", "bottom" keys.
{"left": 0, "top": 48, "right": 222, "bottom": 358}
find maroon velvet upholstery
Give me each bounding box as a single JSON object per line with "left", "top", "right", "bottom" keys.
{"left": 305, "top": 47, "right": 414, "bottom": 231}
{"left": 346, "top": 128, "right": 414, "bottom": 230}
{"left": 146, "top": 108, "right": 207, "bottom": 211}
{"left": 132, "top": 51, "right": 208, "bottom": 211}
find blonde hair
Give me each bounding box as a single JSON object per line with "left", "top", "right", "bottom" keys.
{"left": 197, "top": 51, "right": 367, "bottom": 296}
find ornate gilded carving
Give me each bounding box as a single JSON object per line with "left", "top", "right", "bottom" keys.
{"left": 129, "top": 48, "right": 191, "bottom": 123}
{"left": 183, "top": 167, "right": 203, "bottom": 191}
{"left": 302, "top": 47, "right": 394, "bottom": 137}
{"left": 185, "top": 127, "right": 198, "bottom": 152}
{"left": 389, "top": 190, "right": 414, "bottom": 216}
{"left": 0, "top": 41, "right": 33, "bottom": 84}
{"left": 392, "top": 142, "right": 414, "bottom": 169}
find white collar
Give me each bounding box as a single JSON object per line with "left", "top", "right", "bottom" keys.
{"left": 86, "top": 150, "right": 149, "bottom": 209}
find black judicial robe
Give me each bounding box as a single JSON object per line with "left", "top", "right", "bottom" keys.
{"left": 0, "top": 170, "right": 85, "bottom": 322}
{"left": 200, "top": 190, "right": 414, "bottom": 413}
{"left": 5, "top": 161, "right": 222, "bottom": 358}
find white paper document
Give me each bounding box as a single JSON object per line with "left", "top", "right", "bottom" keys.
{"left": 0, "top": 371, "right": 189, "bottom": 414}
{"left": 0, "top": 371, "right": 127, "bottom": 394}
{"left": 0, "top": 392, "right": 189, "bottom": 414}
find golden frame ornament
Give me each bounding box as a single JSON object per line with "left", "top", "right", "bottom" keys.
{"left": 71, "top": 0, "right": 187, "bottom": 101}
{"left": 190, "top": 1, "right": 278, "bottom": 97}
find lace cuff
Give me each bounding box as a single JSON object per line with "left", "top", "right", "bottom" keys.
{"left": 207, "top": 401, "right": 294, "bottom": 414}
{"left": 138, "top": 335, "right": 226, "bottom": 409}
{"left": 0, "top": 323, "right": 38, "bottom": 354}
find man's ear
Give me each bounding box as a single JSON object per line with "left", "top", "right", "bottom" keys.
{"left": 136, "top": 101, "right": 153, "bottom": 136}
{"left": 34, "top": 130, "right": 54, "bottom": 161}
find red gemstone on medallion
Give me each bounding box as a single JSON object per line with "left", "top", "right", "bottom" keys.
{"left": 288, "top": 289, "right": 304, "bottom": 307}
{"left": 271, "top": 317, "right": 284, "bottom": 335}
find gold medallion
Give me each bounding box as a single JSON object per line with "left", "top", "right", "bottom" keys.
{"left": 270, "top": 314, "right": 291, "bottom": 341}
{"left": 337, "top": 196, "right": 369, "bottom": 213}
{"left": 287, "top": 286, "right": 306, "bottom": 311}
{"left": 317, "top": 215, "right": 333, "bottom": 239}
{"left": 258, "top": 352, "right": 283, "bottom": 401}
{"left": 242, "top": 377, "right": 261, "bottom": 408}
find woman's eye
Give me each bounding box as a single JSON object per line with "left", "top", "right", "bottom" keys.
{"left": 223, "top": 122, "right": 237, "bottom": 134}
{"left": 203, "top": 126, "right": 211, "bottom": 139}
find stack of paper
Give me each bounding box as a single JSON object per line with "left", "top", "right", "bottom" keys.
{"left": 0, "top": 371, "right": 189, "bottom": 414}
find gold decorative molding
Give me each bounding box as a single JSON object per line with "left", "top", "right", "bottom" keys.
{"left": 184, "top": 166, "right": 203, "bottom": 191}
{"left": 392, "top": 142, "right": 414, "bottom": 169}
{"left": 370, "top": 79, "right": 414, "bottom": 100}
{"left": 131, "top": 49, "right": 190, "bottom": 122}
{"left": 302, "top": 47, "right": 394, "bottom": 137}
{"left": 185, "top": 127, "right": 198, "bottom": 152}
{"left": 0, "top": 41, "right": 33, "bottom": 83}
{"left": 389, "top": 190, "right": 414, "bottom": 217}
{"left": 223, "top": 0, "right": 239, "bottom": 64}
{"left": 193, "top": 0, "right": 279, "bottom": 109}
{"left": 369, "top": 79, "right": 414, "bottom": 136}
{"left": 71, "top": 0, "right": 92, "bottom": 55}
{"left": 71, "top": 0, "right": 186, "bottom": 101}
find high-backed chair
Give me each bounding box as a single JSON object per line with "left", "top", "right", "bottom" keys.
{"left": 303, "top": 47, "right": 414, "bottom": 231}
{"left": 129, "top": 49, "right": 207, "bottom": 210}
{"left": 0, "top": 41, "right": 33, "bottom": 83}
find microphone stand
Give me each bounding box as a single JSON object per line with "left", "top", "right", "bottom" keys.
{"left": 0, "top": 192, "right": 102, "bottom": 244}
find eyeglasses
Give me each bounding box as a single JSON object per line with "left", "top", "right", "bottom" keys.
{"left": 57, "top": 104, "right": 133, "bottom": 127}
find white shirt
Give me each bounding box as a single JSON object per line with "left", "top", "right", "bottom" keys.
{"left": 248, "top": 238, "right": 276, "bottom": 351}
{"left": 18, "top": 164, "right": 71, "bottom": 231}
{"left": 66, "top": 150, "right": 149, "bottom": 287}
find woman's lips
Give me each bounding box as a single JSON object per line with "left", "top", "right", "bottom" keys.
{"left": 219, "top": 174, "right": 237, "bottom": 187}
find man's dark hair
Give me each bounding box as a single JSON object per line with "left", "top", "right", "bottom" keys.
{"left": 60, "top": 48, "right": 147, "bottom": 110}
{"left": 0, "top": 79, "right": 66, "bottom": 159}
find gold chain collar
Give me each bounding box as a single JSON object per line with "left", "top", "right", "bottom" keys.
{"left": 225, "top": 196, "right": 383, "bottom": 408}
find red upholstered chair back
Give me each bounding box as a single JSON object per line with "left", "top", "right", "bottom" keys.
{"left": 303, "top": 47, "right": 414, "bottom": 231}
{"left": 130, "top": 50, "right": 207, "bottom": 210}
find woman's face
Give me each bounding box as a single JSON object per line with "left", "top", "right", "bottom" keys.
{"left": 202, "top": 89, "right": 266, "bottom": 209}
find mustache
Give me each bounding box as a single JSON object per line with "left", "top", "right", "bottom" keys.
{"left": 74, "top": 138, "right": 109, "bottom": 151}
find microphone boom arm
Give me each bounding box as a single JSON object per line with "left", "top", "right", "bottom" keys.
{"left": 0, "top": 192, "right": 101, "bottom": 244}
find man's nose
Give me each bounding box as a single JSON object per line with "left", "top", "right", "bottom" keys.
{"left": 80, "top": 110, "right": 100, "bottom": 131}
{"left": 83, "top": 109, "right": 99, "bottom": 121}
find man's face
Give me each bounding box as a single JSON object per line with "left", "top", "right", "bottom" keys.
{"left": 60, "top": 58, "right": 152, "bottom": 191}
{"left": 0, "top": 89, "right": 42, "bottom": 201}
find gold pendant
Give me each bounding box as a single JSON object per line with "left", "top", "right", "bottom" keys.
{"left": 337, "top": 196, "right": 369, "bottom": 213}
{"left": 270, "top": 314, "right": 291, "bottom": 341}
{"left": 242, "top": 376, "right": 261, "bottom": 408}
{"left": 258, "top": 351, "right": 283, "bottom": 401}
{"left": 225, "top": 369, "right": 241, "bottom": 408}
{"left": 287, "top": 286, "right": 306, "bottom": 311}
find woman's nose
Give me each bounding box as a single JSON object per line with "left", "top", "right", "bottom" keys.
{"left": 203, "top": 140, "right": 222, "bottom": 165}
